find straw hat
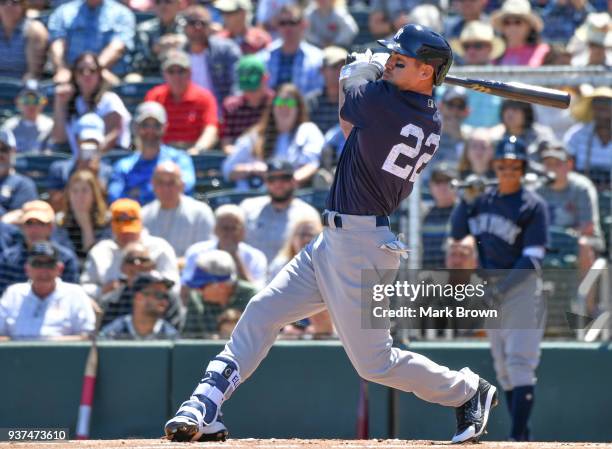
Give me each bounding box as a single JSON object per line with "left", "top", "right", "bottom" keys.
{"left": 451, "top": 21, "right": 506, "bottom": 60}
{"left": 573, "top": 12, "right": 612, "bottom": 48}
{"left": 571, "top": 86, "right": 612, "bottom": 122}
{"left": 491, "top": 0, "right": 543, "bottom": 34}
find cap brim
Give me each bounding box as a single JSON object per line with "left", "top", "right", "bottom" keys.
{"left": 21, "top": 212, "right": 53, "bottom": 224}
{"left": 112, "top": 222, "right": 143, "bottom": 234}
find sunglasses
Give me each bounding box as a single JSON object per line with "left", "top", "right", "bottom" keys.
{"left": 266, "top": 174, "right": 293, "bottom": 183}
{"left": 502, "top": 17, "right": 524, "bottom": 26}
{"left": 24, "top": 220, "right": 47, "bottom": 226}
{"left": 143, "top": 290, "right": 170, "bottom": 301}
{"left": 273, "top": 97, "right": 298, "bottom": 108}
{"left": 155, "top": 0, "right": 175, "bottom": 4}
{"left": 124, "top": 256, "right": 152, "bottom": 265}
{"left": 76, "top": 67, "right": 99, "bottom": 76}
{"left": 445, "top": 101, "right": 466, "bottom": 110}
{"left": 29, "top": 258, "right": 57, "bottom": 269}
{"left": 462, "top": 42, "right": 489, "bottom": 51}
{"left": 165, "top": 67, "right": 188, "bottom": 75}
{"left": 278, "top": 18, "right": 301, "bottom": 27}
{"left": 113, "top": 215, "right": 138, "bottom": 223}
{"left": 0, "top": 0, "right": 23, "bottom": 6}
{"left": 186, "top": 18, "right": 209, "bottom": 27}
{"left": 139, "top": 122, "right": 163, "bottom": 130}
{"left": 18, "top": 94, "right": 45, "bottom": 106}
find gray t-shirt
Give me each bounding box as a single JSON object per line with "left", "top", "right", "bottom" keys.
{"left": 240, "top": 196, "right": 320, "bottom": 262}
{"left": 1, "top": 115, "right": 53, "bottom": 153}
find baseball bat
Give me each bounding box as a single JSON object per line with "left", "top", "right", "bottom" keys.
{"left": 444, "top": 75, "right": 571, "bottom": 109}
{"left": 76, "top": 338, "right": 98, "bottom": 439}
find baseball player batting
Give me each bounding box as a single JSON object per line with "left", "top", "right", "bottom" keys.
{"left": 164, "top": 24, "right": 498, "bottom": 444}
{"left": 450, "top": 135, "right": 549, "bottom": 441}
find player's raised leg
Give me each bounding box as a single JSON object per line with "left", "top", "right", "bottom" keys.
{"left": 164, "top": 239, "right": 326, "bottom": 442}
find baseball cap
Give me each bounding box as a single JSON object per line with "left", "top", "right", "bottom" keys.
{"left": 0, "top": 129, "right": 16, "bottom": 148}
{"left": 132, "top": 270, "right": 174, "bottom": 293}
{"left": 442, "top": 86, "right": 468, "bottom": 104}
{"left": 266, "top": 159, "right": 294, "bottom": 176}
{"left": 323, "top": 46, "right": 348, "bottom": 67}
{"left": 183, "top": 250, "right": 237, "bottom": 289}
{"left": 76, "top": 113, "right": 105, "bottom": 144}
{"left": 110, "top": 198, "right": 143, "bottom": 234}
{"left": 162, "top": 50, "right": 191, "bottom": 71}
{"left": 237, "top": 55, "right": 265, "bottom": 92}
{"left": 214, "top": 0, "right": 252, "bottom": 13}
{"left": 430, "top": 162, "right": 458, "bottom": 182}
{"left": 27, "top": 241, "right": 59, "bottom": 262}
{"left": 18, "top": 79, "right": 46, "bottom": 100}
{"left": 135, "top": 101, "right": 167, "bottom": 125}
{"left": 20, "top": 200, "right": 55, "bottom": 224}
{"left": 539, "top": 141, "right": 568, "bottom": 162}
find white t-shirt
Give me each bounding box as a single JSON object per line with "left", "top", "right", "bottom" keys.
{"left": 0, "top": 280, "right": 95, "bottom": 340}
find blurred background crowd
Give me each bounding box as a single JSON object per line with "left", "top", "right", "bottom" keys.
{"left": 0, "top": 0, "right": 610, "bottom": 341}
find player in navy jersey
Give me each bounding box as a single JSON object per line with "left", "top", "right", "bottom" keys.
{"left": 450, "top": 135, "right": 549, "bottom": 441}
{"left": 164, "top": 24, "right": 498, "bottom": 444}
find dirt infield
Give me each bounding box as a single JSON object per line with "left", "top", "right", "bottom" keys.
{"left": 2, "top": 439, "right": 611, "bottom": 449}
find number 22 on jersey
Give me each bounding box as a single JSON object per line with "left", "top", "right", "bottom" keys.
{"left": 382, "top": 123, "right": 440, "bottom": 181}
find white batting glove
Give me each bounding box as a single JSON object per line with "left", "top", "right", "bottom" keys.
{"left": 369, "top": 52, "right": 390, "bottom": 70}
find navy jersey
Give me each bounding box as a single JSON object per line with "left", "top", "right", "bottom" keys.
{"left": 450, "top": 187, "right": 549, "bottom": 269}
{"left": 327, "top": 80, "right": 441, "bottom": 216}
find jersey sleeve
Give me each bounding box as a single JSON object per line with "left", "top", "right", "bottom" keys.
{"left": 450, "top": 200, "right": 471, "bottom": 240}
{"left": 340, "top": 78, "right": 385, "bottom": 129}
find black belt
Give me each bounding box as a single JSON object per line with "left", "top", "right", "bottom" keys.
{"left": 322, "top": 213, "right": 390, "bottom": 228}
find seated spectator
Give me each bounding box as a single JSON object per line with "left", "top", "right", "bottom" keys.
{"left": 569, "top": 12, "right": 612, "bottom": 67}
{"left": 0, "top": 81, "right": 53, "bottom": 154}
{"left": 182, "top": 249, "right": 258, "bottom": 337}
{"left": 541, "top": 0, "right": 595, "bottom": 44}
{"left": 307, "top": 46, "right": 346, "bottom": 135}
{"left": 183, "top": 204, "right": 267, "bottom": 289}
{"left": 255, "top": 0, "right": 293, "bottom": 31}
{"left": 563, "top": 87, "right": 611, "bottom": 189}
{"left": 99, "top": 270, "right": 178, "bottom": 339}
{"left": 48, "top": 0, "right": 136, "bottom": 81}
{"left": 492, "top": 0, "right": 550, "bottom": 67}
{"left": 368, "top": 0, "right": 419, "bottom": 38}
{"left": 223, "top": 83, "right": 324, "bottom": 190}
{"left": 280, "top": 309, "right": 334, "bottom": 339}
{"left": 0, "top": 241, "right": 95, "bottom": 340}
{"left": 0, "top": 0, "right": 48, "bottom": 79}
{"left": 448, "top": 21, "right": 504, "bottom": 127}
{"left": 81, "top": 198, "right": 179, "bottom": 301}
{"left": 0, "top": 201, "right": 79, "bottom": 295}
{"left": 51, "top": 52, "right": 132, "bottom": 154}
{"left": 108, "top": 102, "right": 196, "bottom": 204}
{"left": 489, "top": 99, "right": 556, "bottom": 156}
{"left": 537, "top": 144, "right": 604, "bottom": 309}
{"left": 304, "top": 0, "right": 357, "bottom": 49}
{"left": 0, "top": 222, "right": 21, "bottom": 252}
{"left": 241, "top": 160, "right": 320, "bottom": 262}
{"left": 267, "top": 214, "right": 322, "bottom": 282}
{"left": 215, "top": 0, "right": 271, "bottom": 55}
{"left": 142, "top": 162, "right": 215, "bottom": 261}
{"left": 145, "top": 50, "right": 219, "bottom": 153}
{"left": 47, "top": 114, "right": 113, "bottom": 209}
{"left": 0, "top": 130, "right": 37, "bottom": 216}
{"left": 259, "top": 4, "right": 324, "bottom": 97}
{"left": 216, "top": 307, "right": 241, "bottom": 338}
{"left": 183, "top": 5, "right": 242, "bottom": 107}
{"left": 444, "top": 0, "right": 489, "bottom": 39}
{"left": 422, "top": 163, "right": 458, "bottom": 269}
{"left": 132, "top": 0, "right": 185, "bottom": 77}
{"left": 458, "top": 128, "right": 495, "bottom": 180}
{"left": 220, "top": 55, "right": 274, "bottom": 154}
{"left": 53, "top": 170, "right": 112, "bottom": 267}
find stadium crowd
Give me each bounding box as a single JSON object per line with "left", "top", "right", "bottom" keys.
{"left": 0, "top": 0, "right": 610, "bottom": 341}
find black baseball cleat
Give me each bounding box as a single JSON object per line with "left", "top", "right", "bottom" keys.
{"left": 165, "top": 404, "right": 229, "bottom": 443}
{"left": 451, "top": 378, "right": 498, "bottom": 444}
{"left": 164, "top": 416, "right": 198, "bottom": 442}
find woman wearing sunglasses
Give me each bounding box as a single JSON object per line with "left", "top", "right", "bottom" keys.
{"left": 222, "top": 83, "right": 324, "bottom": 190}
{"left": 491, "top": 0, "right": 549, "bottom": 67}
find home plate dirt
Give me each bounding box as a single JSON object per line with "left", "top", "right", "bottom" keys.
{"left": 2, "top": 439, "right": 612, "bottom": 449}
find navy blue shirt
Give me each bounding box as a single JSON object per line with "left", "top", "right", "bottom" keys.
{"left": 450, "top": 187, "right": 549, "bottom": 269}
{"left": 0, "top": 172, "right": 38, "bottom": 215}
{"left": 47, "top": 159, "right": 112, "bottom": 192}
{"left": 329, "top": 80, "right": 441, "bottom": 215}
{"left": 0, "top": 223, "right": 22, "bottom": 252}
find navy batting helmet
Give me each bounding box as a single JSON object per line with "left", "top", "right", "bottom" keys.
{"left": 494, "top": 135, "right": 528, "bottom": 169}
{"left": 377, "top": 24, "right": 453, "bottom": 86}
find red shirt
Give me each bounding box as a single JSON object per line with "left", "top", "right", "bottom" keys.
{"left": 145, "top": 82, "right": 219, "bottom": 145}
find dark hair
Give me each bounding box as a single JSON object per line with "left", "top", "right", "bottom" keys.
{"left": 500, "top": 99, "right": 534, "bottom": 132}
{"left": 67, "top": 52, "right": 109, "bottom": 119}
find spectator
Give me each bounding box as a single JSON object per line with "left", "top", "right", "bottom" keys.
{"left": 81, "top": 198, "right": 179, "bottom": 301}
{"left": 219, "top": 55, "right": 274, "bottom": 154}
{"left": 458, "top": 128, "right": 495, "bottom": 180}
{"left": 541, "top": 0, "right": 596, "bottom": 44}
{"left": 47, "top": 114, "right": 113, "bottom": 210}
{"left": 0, "top": 80, "right": 53, "bottom": 153}
{"left": 0, "top": 200, "right": 79, "bottom": 295}
{"left": 51, "top": 52, "right": 132, "bottom": 154}
{"left": 448, "top": 21, "right": 504, "bottom": 127}
{"left": 259, "top": 4, "right": 324, "bottom": 97}
{"left": 182, "top": 249, "right": 258, "bottom": 337}
{"left": 569, "top": 12, "right": 611, "bottom": 67}
{"left": 133, "top": 0, "right": 186, "bottom": 77}
{"left": 0, "top": 222, "right": 21, "bottom": 253}
{"left": 183, "top": 204, "right": 267, "bottom": 289}
{"left": 0, "top": 130, "right": 37, "bottom": 216}
{"left": 241, "top": 160, "right": 320, "bottom": 262}
{"left": 0, "top": 0, "right": 48, "bottom": 79}
{"left": 255, "top": 0, "right": 293, "bottom": 31}
{"left": 0, "top": 241, "right": 95, "bottom": 340}
{"left": 108, "top": 102, "right": 196, "bottom": 204}
{"left": 216, "top": 307, "right": 241, "bottom": 338}
{"left": 422, "top": 163, "right": 458, "bottom": 269}
{"left": 215, "top": 0, "right": 271, "bottom": 55}
{"left": 304, "top": 0, "right": 358, "bottom": 49}
{"left": 99, "top": 270, "right": 178, "bottom": 339}
{"left": 183, "top": 5, "right": 242, "bottom": 107}
{"left": 222, "top": 83, "right": 324, "bottom": 190}
{"left": 368, "top": 0, "right": 420, "bottom": 38}
{"left": 280, "top": 309, "right": 334, "bottom": 339}
{"left": 145, "top": 50, "right": 219, "bottom": 153}
{"left": 48, "top": 0, "right": 136, "bottom": 81}
{"left": 563, "top": 86, "right": 611, "bottom": 188}
{"left": 142, "top": 161, "right": 215, "bottom": 261}
{"left": 445, "top": 235, "right": 478, "bottom": 270}
{"left": 267, "top": 214, "right": 322, "bottom": 282}
{"left": 53, "top": 170, "right": 112, "bottom": 267}
{"left": 537, "top": 143, "right": 603, "bottom": 316}
{"left": 307, "top": 46, "right": 347, "bottom": 135}
{"left": 444, "top": 0, "right": 489, "bottom": 39}
{"left": 430, "top": 86, "right": 470, "bottom": 171}
{"left": 492, "top": 0, "right": 550, "bottom": 66}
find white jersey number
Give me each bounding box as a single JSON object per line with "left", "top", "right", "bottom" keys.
{"left": 381, "top": 123, "right": 440, "bottom": 180}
